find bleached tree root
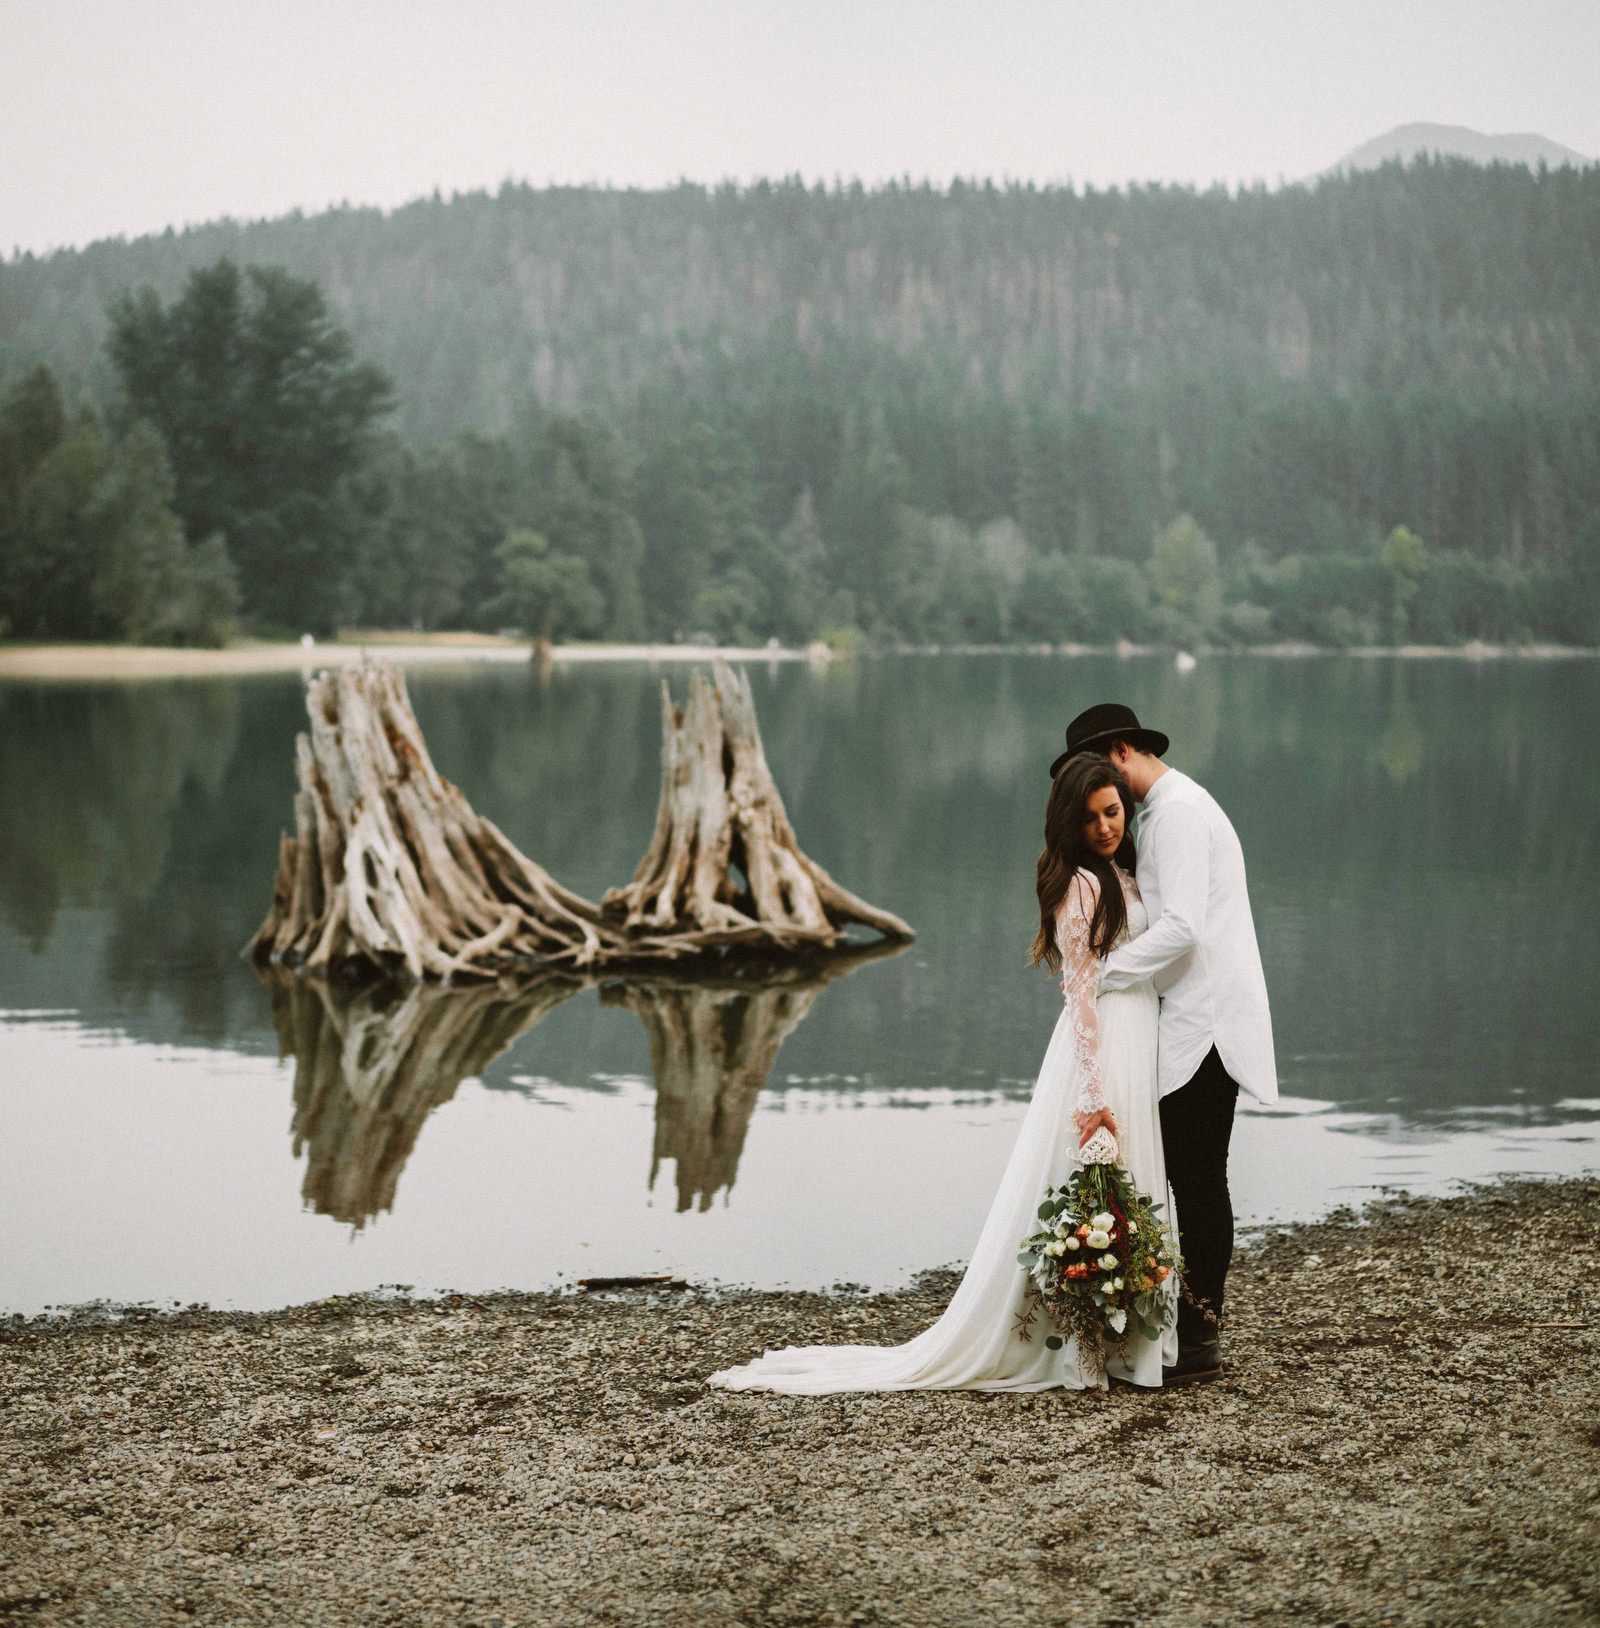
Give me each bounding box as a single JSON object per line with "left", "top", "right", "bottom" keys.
{"left": 602, "top": 657, "right": 914, "bottom": 953}
{"left": 248, "top": 659, "right": 632, "bottom": 979}
{"left": 249, "top": 654, "right": 911, "bottom": 983}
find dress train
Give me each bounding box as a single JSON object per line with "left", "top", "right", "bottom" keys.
{"left": 709, "top": 885, "right": 1174, "bottom": 1394}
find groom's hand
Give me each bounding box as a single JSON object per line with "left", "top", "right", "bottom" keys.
{"left": 1077, "top": 1108, "right": 1118, "bottom": 1148}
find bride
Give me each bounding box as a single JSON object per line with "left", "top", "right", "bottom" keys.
{"left": 709, "top": 754, "right": 1176, "bottom": 1394}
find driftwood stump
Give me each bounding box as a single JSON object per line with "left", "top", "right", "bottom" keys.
{"left": 250, "top": 655, "right": 910, "bottom": 982}
{"left": 603, "top": 658, "right": 913, "bottom": 952}
{"left": 248, "top": 660, "right": 630, "bottom": 978}
{"left": 266, "top": 968, "right": 584, "bottom": 1227}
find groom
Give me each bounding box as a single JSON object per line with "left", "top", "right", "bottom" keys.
{"left": 1055, "top": 702, "right": 1278, "bottom": 1387}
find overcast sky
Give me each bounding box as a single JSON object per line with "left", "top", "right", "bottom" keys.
{"left": 4, "top": 0, "right": 1598, "bottom": 255}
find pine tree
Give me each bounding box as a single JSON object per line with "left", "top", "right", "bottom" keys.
{"left": 108, "top": 260, "right": 392, "bottom": 633}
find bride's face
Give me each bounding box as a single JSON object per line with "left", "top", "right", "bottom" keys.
{"left": 1083, "top": 785, "right": 1126, "bottom": 859}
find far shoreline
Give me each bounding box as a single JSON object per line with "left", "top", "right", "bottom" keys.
{"left": 1, "top": 632, "right": 1597, "bottom": 682}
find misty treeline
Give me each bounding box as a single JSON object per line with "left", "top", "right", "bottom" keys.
{"left": 2, "top": 157, "right": 1598, "bottom": 647}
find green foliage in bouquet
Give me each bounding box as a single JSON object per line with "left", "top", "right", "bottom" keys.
{"left": 1015, "top": 1161, "right": 1182, "bottom": 1375}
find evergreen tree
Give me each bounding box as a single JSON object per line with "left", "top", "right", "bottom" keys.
{"left": 775, "top": 487, "right": 827, "bottom": 638}
{"left": 90, "top": 420, "right": 238, "bottom": 645}
{"left": 107, "top": 260, "right": 392, "bottom": 632}
{"left": 636, "top": 422, "right": 789, "bottom": 643}
{"left": 0, "top": 364, "right": 236, "bottom": 643}
{"left": 524, "top": 414, "right": 646, "bottom": 640}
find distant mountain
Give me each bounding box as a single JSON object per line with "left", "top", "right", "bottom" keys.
{"left": 1332, "top": 122, "right": 1592, "bottom": 174}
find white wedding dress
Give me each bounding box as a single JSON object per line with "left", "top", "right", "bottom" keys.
{"left": 710, "top": 867, "right": 1177, "bottom": 1394}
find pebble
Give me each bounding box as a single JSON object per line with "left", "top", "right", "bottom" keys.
{"left": 0, "top": 1177, "right": 1596, "bottom": 1625}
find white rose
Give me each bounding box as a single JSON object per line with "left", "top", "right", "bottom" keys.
{"left": 1064, "top": 1236, "right": 1080, "bottom": 1252}
{"left": 1045, "top": 1242, "right": 1064, "bottom": 1257}
{"left": 1113, "top": 1277, "right": 1124, "bottom": 1290}
{"left": 1090, "top": 1212, "right": 1115, "bottom": 1231}
{"left": 1099, "top": 1253, "right": 1119, "bottom": 1271}
{"left": 1086, "top": 1229, "right": 1111, "bottom": 1250}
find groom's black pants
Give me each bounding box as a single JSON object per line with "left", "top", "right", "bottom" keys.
{"left": 1160, "top": 1047, "right": 1240, "bottom": 1348}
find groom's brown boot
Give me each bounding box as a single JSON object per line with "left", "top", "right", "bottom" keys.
{"left": 1161, "top": 1339, "right": 1223, "bottom": 1387}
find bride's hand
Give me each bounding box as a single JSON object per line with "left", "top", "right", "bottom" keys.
{"left": 1077, "top": 1108, "right": 1118, "bottom": 1148}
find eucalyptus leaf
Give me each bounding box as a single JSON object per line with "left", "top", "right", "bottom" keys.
{"left": 1045, "top": 1335, "right": 1063, "bottom": 1351}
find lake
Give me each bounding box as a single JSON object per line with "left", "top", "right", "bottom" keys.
{"left": 2, "top": 652, "right": 1596, "bottom": 1316}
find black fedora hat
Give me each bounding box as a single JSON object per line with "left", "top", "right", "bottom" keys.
{"left": 1050, "top": 703, "right": 1169, "bottom": 778}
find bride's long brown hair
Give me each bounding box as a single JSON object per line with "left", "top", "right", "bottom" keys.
{"left": 1030, "top": 755, "right": 1137, "bottom": 973}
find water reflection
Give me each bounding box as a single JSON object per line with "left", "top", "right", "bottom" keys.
{"left": 265, "top": 940, "right": 905, "bottom": 1228}
{"left": 268, "top": 969, "right": 587, "bottom": 1226}
{"left": 1377, "top": 663, "right": 1424, "bottom": 786}
{"left": 620, "top": 978, "right": 815, "bottom": 1214}
{"left": 602, "top": 941, "right": 907, "bottom": 1212}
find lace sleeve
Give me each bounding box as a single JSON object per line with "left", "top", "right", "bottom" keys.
{"left": 1058, "top": 870, "right": 1107, "bottom": 1127}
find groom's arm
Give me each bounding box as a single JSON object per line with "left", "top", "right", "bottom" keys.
{"left": 1099, "top": 804, "right": 1209, "bottom": 990}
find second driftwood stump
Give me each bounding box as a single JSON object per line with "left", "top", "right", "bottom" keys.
{"left": 602, "top": 658, "right": 912, "bottom": 952}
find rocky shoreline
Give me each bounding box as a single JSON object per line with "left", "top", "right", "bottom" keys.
{"left": 3, "top": 1177, "right": 1597, "bottom": 1627}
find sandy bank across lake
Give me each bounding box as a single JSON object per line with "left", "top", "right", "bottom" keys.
{"left": 3, "top": 637, "right": 1596, "bottom": 682}
{"left": 0, "top": 638, "right": 823, "bottom": 683}
{"left": 3, "top": 1177, "right": 1596, "bottom": 1627}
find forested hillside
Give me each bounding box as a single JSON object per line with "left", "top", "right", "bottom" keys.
{"left": 3, "top": 158, "right": 1598, "bottom": 646}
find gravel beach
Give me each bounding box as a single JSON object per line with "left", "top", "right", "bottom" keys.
{"left": 2, "top": 1177, "right": 1596, "bottom": 1628}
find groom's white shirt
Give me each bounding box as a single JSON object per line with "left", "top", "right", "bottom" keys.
{"left": 1099, "top": 767, "right": 1278, "bottom": 1104}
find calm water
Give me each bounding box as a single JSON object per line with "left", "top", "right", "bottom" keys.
{"left": 2, "top": 653, "right": 1597, "bottom": 1314}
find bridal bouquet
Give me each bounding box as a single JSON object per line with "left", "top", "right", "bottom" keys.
{"left": 1015, "top": 1145, "right": 1182, "bottom": 1372}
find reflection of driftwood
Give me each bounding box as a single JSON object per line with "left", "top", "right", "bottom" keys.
{"left": 611, "top": 981, "right": 815, "bottom": 1213}
{"left": 602, "top": 659, "right": 914, "bottom": 952}
{"left": 249, "top": 657, "right": 910, "bottom": 982}
{"left": 248, "top": 660, "right": 630, "bottom": 979}
{"left": 263, "top": 933, "right": 903, "bottom": 1228}
{"left": 602, "top": 939, "right": 907, "bottom": 1212}
{"left": 264, "top": 968, "right": 583, "bottom": 1227}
